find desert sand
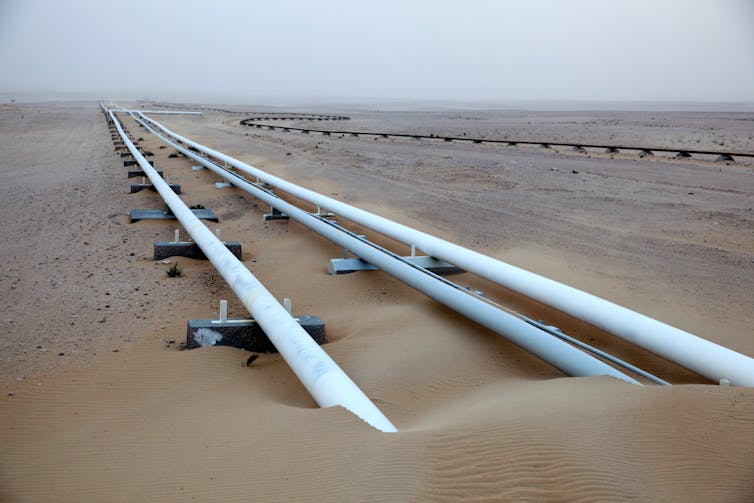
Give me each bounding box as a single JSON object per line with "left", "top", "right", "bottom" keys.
{"left": 1, "top": 101, "right": 753, "bottom": 501}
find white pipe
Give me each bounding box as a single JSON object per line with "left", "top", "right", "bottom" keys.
{"left": 138, "top": 113, "right": 754, "bottom": 386}
{"left": 132, "top": 111, "right": 641, "bottom": 384}
{"left": 107, "top": 108, "right": 397, "bottom": 432}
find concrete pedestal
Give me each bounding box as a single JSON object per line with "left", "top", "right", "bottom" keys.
{"left": 129, "top": 208, "right": 218, "bottom": 223}
{"left": 154, "top": 241, "right": 242, "bottom": 260}
{"left": 186, "top": 315, "right": 326, "bottom": 352}
{"left": 130, "top": 183, "right": 181, "bottom": 194}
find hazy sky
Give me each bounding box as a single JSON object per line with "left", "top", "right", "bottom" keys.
{"left": 1, "top": 0, "right": 753, "bottom": 103}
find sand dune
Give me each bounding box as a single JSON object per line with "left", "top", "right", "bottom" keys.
{"left": 3, "top": 346, "right": 752, "bottom": 501}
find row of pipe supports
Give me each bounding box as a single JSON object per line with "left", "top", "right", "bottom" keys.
{"left": 106, "top": 106, "right": 398, "bottom": 432}
{"left": 129, "top": 110, "right": 642, "bottom": 385}
{"left": 137, "top": 110, "right": 754, "bottom": 386}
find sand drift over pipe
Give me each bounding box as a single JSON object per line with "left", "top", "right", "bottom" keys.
{"left": 139, "top": 112, "right": 754, "bottom": 386}
{"left": 132, "top": 111, "right": 641, "bottom": 385}
{"left": 107, "top": 108, "right": 397, "bottom": 433}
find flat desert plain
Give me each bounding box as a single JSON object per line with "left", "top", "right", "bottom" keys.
{"left": 1, "top": 101, "right": 753, "bottom": 501}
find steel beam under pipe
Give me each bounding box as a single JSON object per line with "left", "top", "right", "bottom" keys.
{"left": 131, "top": 111, "right": 640, "bottom": 385}
{"left": 107, "top": 108, "right": 397, "bottom": 433}
{"left": 139, "top": 112, "right": 754, "bottom": 386}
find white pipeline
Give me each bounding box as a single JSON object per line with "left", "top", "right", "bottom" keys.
{"left": 133, "top": 111, "right": 640, "bottom": 385}
{"left": 139, "top": 112, "right": 754, "bottom": 386}
{"left": 108, "top": 108, "right": 397, "bottom": 432}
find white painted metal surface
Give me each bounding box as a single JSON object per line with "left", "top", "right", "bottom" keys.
{"left": 139, "top": 112, "right": 754, "bottom": 386}
{"left": 108, "top": 108, "right": 397, "bottom": 432}
{"left": 133, "top": 112, "right": 641, "bottom": 385}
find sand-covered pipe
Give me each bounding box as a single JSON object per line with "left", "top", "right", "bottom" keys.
{"left": 107, "top": 108, "right": 397, "bottom": 432}
{"left": 139, "top": 112, "right": 754, "bottom": 386}
{"left": 133, "top": 111, "right": 641, "bottom": 385}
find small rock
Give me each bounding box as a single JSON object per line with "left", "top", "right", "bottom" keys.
{"left": 571, "top": 170, "right": 579, "bottom": 174}
{"left": 113, "top": 349, "right": 119, "bottom": 352}
{"left": 246, "top": 354, "right": 258, "bottom": 366}
{"left": 8, "top": 392, "right": 15, "bottom": 397}
{"left": 58, "top": 352, "right": 65, "bottom": 356}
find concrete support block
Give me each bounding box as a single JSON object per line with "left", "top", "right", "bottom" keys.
{"left": 186, "top": 315, "right": 326, "bottom": 352}
{"left": 130, "top": 208, "right": 218, "bottom": 223}
{"left": 128, "top": 170, "right": 163, "bottom": 178}
{"left": 328, "top": 255, "right": 462, "bottom": 275}
{"left": 130, "top": 183, "right": 181, "bottom": 194}
{"left": 154, "top": 241, "right": 242, "bottom": 260}
{"left": 124, "top": 159, "right": 154, "bottom": 167}
{"left": 263, "top": 207, "right": 289, "bottom": 220}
